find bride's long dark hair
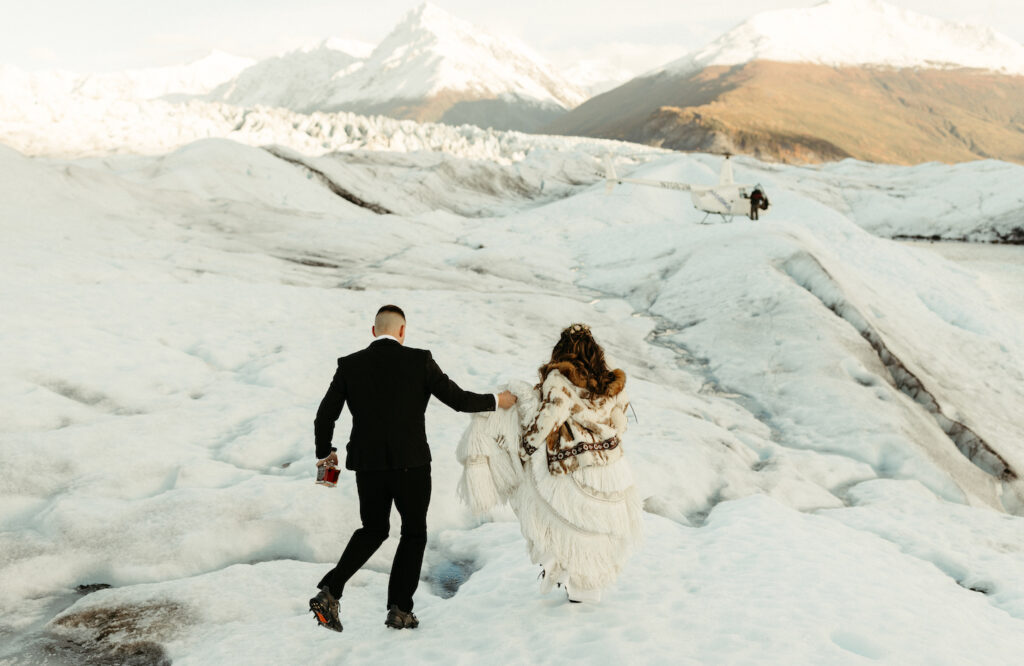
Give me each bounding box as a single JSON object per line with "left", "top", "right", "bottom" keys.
{"left": 539, "top": 323, "right": 624, "bottom": 396}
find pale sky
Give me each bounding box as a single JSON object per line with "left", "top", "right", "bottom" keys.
{"left": 3, "top": 0, "right": 1022, "bottom": 74}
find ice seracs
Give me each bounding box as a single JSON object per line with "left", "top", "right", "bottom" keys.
{"left": 661, "top": 0, "right": 1024, "bottom": 76}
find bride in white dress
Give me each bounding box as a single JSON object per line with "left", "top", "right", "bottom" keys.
{"left": 457, "top": 324, "right": 643, "bottom": 603}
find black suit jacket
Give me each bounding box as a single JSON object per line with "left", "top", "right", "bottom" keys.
{"left": 314, "top": 338, "right": 496, "bottom": 471}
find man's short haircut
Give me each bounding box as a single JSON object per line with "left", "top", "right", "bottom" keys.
{"left": 374, "top": 305, "right": 406, "bottom": 335}
{"left": 376, "top": 304, "right": 405, "bottom": 321}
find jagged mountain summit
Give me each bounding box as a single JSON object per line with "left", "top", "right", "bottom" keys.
{"left": 207, "top": 40, "right": 372, "bottom": 110}
{"left": 317, "top": 37, "right": 376, "bottom": 60}
{"left": 1, "top": 3, "right": 589, "bottom": 133}
{"left": 203, "top": 3, "right": 586, "bottom": 131}
{"left": 664, "top": 0, "right": 1024, "bottom": 75}
{"left": 547, "top": 0, "right": 1024, "bottom": 165}
{"left": 302, "top": 2, "right": 587, "bottom": 130}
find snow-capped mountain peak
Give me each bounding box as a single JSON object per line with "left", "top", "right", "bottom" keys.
{"left": 661, "top": 0, "right": 1024, "bottom": 76}
{"left": 317, "top": 37, "right": 375, "bottom": 59}
{"left": 1, "top": 3, "right": 587, "bottom": 132}
{"left": 324, "top": 2, "right": 586, "bottom": 109}
{"left": 209, "top": 40, "right": 366, "bottom": 110}
{"left": 133, "top": 51, "right": 256, "bottom": 96}
{"left": 390, "top": 1, "right": 470, "bottom": 43}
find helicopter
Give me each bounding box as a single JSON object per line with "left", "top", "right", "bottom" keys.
{"left": 603, "top": 153, "right": 769, "bottom": 223}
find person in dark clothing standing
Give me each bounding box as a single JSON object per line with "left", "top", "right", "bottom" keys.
{"left": 309, "top": 305, "right": 517, "bottom": 632}
{"left": 749, "top": 187, "right": 765, "bottom": 220}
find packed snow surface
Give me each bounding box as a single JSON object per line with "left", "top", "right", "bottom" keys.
{"left": 661, "top": 0, "right": 1024, "bottom": 76}
{"left": 908, "top": 242, "right": 1024, "bottom": 315}
{"left": 2, "top": 134, "right": 1024, "bottom": 664}
{"left": 769, "top": 158, "right": 1024, "bottom": 243}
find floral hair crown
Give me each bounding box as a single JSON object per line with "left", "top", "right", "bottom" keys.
{"left": 566, "top": 323, "right": 591, "bottom": 335}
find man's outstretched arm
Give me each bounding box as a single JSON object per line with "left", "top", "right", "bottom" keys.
{"left": 426, "top": 351, "right": 513, "bottom": 412}
{"left": 314, "top": 361, "right": 346, "bottom": 460}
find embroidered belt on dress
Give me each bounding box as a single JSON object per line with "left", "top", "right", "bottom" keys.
{"left": 552, "top": 436, "right": 620, "bottom": 461}
{"left": 522, "top": 435, "right": 620, "bottom": 461}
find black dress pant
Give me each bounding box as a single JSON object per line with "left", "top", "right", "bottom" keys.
{"left": 318, "top": 465, "right": 431, "bottom": 612}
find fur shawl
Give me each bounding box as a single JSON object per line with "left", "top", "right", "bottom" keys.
{"left": 537, "top": 362, "right": 627, "bottom": 398}
{"left": 521, "top": 367, "right": 629, "bottom": 475}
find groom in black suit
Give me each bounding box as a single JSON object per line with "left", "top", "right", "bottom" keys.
{"left": 309, "top": 304, "right": 516, "bottom": 632}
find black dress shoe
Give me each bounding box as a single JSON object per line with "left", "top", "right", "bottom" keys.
{"left": 384, "top": 604, "right": 419, "bottom": 629}
{"left": 309, "top": 587, "right": 343, "bottom": 632}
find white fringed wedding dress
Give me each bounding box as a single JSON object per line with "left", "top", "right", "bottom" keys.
{"left": 457, "top": 364, "right": 643, "bottom": 603}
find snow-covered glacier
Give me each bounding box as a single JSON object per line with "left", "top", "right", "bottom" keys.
{"left": 2, "top": 134, "right": 1024, "bottom": 664}
{"left": 3, "top": 91, "right": 1022, "bottom": 242}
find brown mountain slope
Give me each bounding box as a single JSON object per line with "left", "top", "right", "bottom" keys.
{"left": 324, "top": 90, "right": 569, "bottom": 132}
{"left": 544, "top": 61, "right": 1024, "bottom": 164}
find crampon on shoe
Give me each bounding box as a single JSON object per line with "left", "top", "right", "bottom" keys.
{"left": 384, "top": 604, "right": 419, "bottom": 629}
{"left": 309, "top": 587, "right": 343, "bottom": 632}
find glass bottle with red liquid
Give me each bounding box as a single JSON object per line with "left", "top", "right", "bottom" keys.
{"left": 316, "top": 458, "right": 340, "bottom": 487}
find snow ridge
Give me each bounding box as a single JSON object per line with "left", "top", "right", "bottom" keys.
{"left": 661, "top": 0, "right": 1024, "bottom": 76}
